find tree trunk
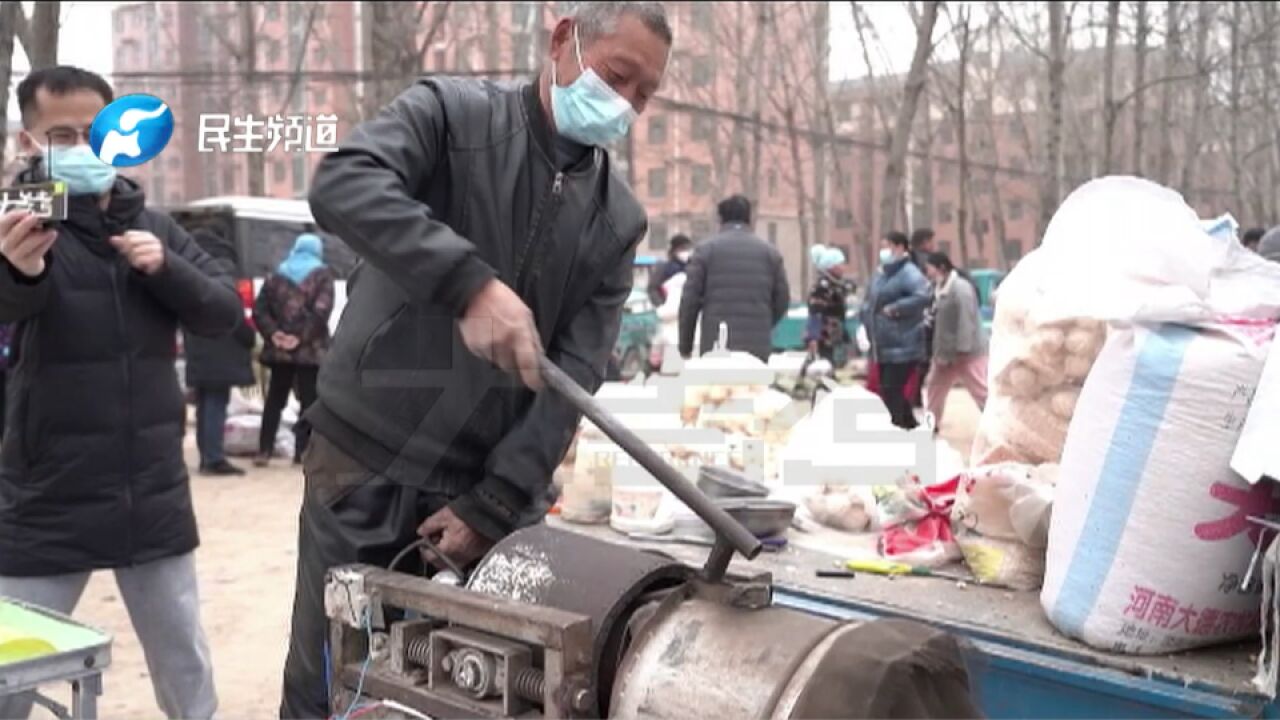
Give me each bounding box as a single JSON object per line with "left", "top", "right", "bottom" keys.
{"left": 811, "top": 2, "right": 831, "bottom": 251}
{"left": 1228, "top": 1, "right": 1243, "bottom": 214}
{"left": 1156, "top": 1, "right": 1181, "bottom": 185}
{"left": 1264, "top": 1, "right": 1280, "bottom": 219}
{"left": 785, "top": 106, "right": 810, "bottom": 299}
{"left": 239, "top": 2, "right": 265, "bottom": 196}
{"left": 748, "top": 6, "right": 767, "bottom": 202}
{"left": 956, "top": 31, "right": 971, "bottom": 268}
{"left": 26, "top": 1, "right": 59, "bottom": 69}
{"left": 1101, "top": 0, "right": 1120, "bottom": 174}
{"left": 878, "top": 0, "right": 939, "bottom": 236}
{"left": 916, "top": 88, "right": 935, "bottom": 228}
{"left": 0, "top": 2, "right": 19, "bottom": 174}
{"left": 1131, "top": 0, "right": 1149, "bottom": 175}
{"left": 1179, "top": 1, "right": 1213, "bottom": 202}
{"left": 1039, "top": 1, "right": 1066, "bottom": 237}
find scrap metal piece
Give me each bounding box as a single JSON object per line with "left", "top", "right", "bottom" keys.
{"left": 466, "top": 525, "right": 692, "bottom": 717}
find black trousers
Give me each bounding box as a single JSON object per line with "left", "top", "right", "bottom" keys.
{"left": 279, "top": 434, "right": 451, "bottom": 718}
{"left": 260, "top": 363, "right": 319, "bottom": 459}
{"left": 879, "top": 361, "right": 920, "bottom": 430}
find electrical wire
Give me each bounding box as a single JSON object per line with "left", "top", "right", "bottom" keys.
{"left": 332, "top": 604, "right": 374, "bottom": 720}
{"left": 388, "top": 536, "right": 467, "bottom": 581}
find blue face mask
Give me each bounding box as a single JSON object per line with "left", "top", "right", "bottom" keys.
{"left": 879, "top": 248, "right": 896, "bottom": 266}
{"left": 550, "top": 27, "right": 639, "bottom": 147}
{"left": 45, "top": 143, "right": 117, "bottom": 196}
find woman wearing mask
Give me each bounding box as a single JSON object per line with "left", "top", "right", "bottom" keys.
{"left": 922, "top": 252, "right": 988, "bottom": 432}
{"left": 861, "top": 231, "right": 932, "bottom": 430}
{"left": 804, "top": 244, "right": 856, "bottom": 368}
{"left": 253, "top": 233, "right": 335, "bottom": 466}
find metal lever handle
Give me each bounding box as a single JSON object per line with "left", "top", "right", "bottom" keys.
{"left": 537, "top": 355, "right": 763, "bottom": 563}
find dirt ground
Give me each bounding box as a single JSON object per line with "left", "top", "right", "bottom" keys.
{"left": 29, "top": 390, "right": 982, "bottom": 718}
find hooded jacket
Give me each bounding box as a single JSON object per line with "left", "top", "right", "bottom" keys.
{"left": 303, "top": 77, "right": 647, "bottom": 541}
{"left": 0, "top": 175, "right": 241, "bottom": 576}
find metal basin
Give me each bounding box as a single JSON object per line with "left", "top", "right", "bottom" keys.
{"left": 716, "top": 499, "right": 797, "bottom": 539}
{"left": 697, "top": 466, "right": 770, "bottom": 499}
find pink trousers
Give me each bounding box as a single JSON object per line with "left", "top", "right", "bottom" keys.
{"left": 924, "top": 354, "right": 989, "bottom": 429}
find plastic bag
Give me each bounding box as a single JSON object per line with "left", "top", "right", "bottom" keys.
{"left": 973, "top": 177, "right": 1280, "bottom": 467}
{"left": 223, "top": 414, "right": 294, "bottom": 458}
{"left": 951, "top": 463, "right": 1056, "bottom": 590}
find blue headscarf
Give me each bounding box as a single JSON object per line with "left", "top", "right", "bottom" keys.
{"left": 809, "top": 244, "right": 845, "bottom": 272}
{"left": 277, "top": 233, "right": 325, "bottom": 285}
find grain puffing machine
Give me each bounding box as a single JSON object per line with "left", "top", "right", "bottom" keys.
{"left": 325, "top": 358, "right": 980, "bottom": 719}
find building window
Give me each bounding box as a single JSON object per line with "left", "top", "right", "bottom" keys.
{"left": 691, "top": 2, "right": 713, "bottom": 30}
{"left": 1004, "top": 240, "right": 1023, "bottom": 262}
{"left": 648, "top": 115, "right": 667, "bottom": 144}
{"left": 834, "top": 209, "right": 853, "bottom": 229}
{"left": 691, "top": 115, "right": 713, "bottom": 142}
{"left": 691, "top": 56, "right": 713, "bottom": 87}
{"left": 767, "top": 169, "right": 778, "bottom": 198}
{"left": 273, "top": 160, "right": 287, "bottom": 183}
{"left": 938, "top": 202, "right": 954, "bottom": 223}
{"left": 512, "top": 33, "right": 533, "bottom": 70}
{"left": 648, "top": 168, "right": 667, "bottom": 198}
{"left": 266, "top": 2, "right": 280, "bottom": 21}
{"left": 512, "top": 2, "right": 536, "bottom": 27}
{"left": 972, "top": 217, "right": 990, "bottom": 235}
{"left": 293, "top": 155, "right": 308, "bottom": 195}
{"left": 767, "top": 222, "right": 778, "bottom": 245}
{"left": 649, "top": 220, "right": 669, "bottom": 250}
{"left": 1008, "top": 198, "right": 1024, "bottom": 220}
{"left": 691, "top": 165, "right": 711, "bottom": 196}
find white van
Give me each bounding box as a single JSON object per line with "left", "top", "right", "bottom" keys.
{"left": 166, "top": 196, "right": 355, "bottom": 336}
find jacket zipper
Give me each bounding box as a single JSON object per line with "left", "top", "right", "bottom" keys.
{"left": 514, "top": 171, "right": 565, "bottom": 297}
{"left": 109, "top": 264, "right": 136, "bottom": 564}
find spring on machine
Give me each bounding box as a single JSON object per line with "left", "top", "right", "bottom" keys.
{"left": 512, "top": 667, "right": 546, "bottom": 702}
{"left": 405, "top": 636, "right": 432, "bottom": 667}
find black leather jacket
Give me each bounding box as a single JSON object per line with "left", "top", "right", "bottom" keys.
{"left": 305, "top": 77, "right": 646, "bottom": 541}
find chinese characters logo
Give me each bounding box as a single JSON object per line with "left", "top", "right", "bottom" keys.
{"left": 198, "top": 113, "right": 339, "bottom": 154}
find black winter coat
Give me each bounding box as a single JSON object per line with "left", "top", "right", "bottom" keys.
{"left": 304, "top": 77, "right": 646, "bottom": 542}
{"left": 183, "top": 257, "right": 256, "bottom": 389}
{"left": 0, "top": 177, "right": 241, "bottom": 576}
{"left": 678, "top": 224, "right": 791, "bottom": 361}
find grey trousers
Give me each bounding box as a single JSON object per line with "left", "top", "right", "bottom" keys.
{"left": 0, "top": 552, "right": 218, "bottom": 720}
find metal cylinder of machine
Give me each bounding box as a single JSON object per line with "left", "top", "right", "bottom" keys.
{"left": 610, "top": 596, "right": 981, "bottom": 719}
{"left": 608, "top": 596, "right": 843, "bottom": 719}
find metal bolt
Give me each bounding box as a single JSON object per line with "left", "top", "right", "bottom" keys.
{"left": 572, "top": 688, "right": 593, "bottom": 713}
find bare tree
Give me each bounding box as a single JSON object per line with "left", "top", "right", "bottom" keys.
{"left": 1101, "top": 0, "right": 1121, "bottom": 173}
{"left": 0, "top": 2, "right": 20, "bottom": 175}
{"left": 362, "top": 2, "right": 452, "bottom": 118}
{"left": 879, "top": 0, "right": 941, "bottom": 236}
{"left": 1039, "top": 1, "right": 1066, "bottom": 236}
{"left": 1131, "top": 0, "right": 1149, "bottom": 174}
{"left": 12, "top": 1, "right": 60, "bottom": 70}
{"left": 1156, "top": 0, "right": 1181, "bottom": 186}
{"left": 1179, "top": 1, "right": 1214, "bottom": 202}
{"left": 1228, "top": 1, "right": 1243, "bottom": 214}
{"left": 932, "top": 3, "right": 974, "bottom": 266}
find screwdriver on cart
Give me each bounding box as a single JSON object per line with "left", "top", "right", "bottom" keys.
{"left": 842, "top": 558, "right": 972, "bottom": 582}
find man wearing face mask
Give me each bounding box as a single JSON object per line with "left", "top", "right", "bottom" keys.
{"left": 0, "top": 66, "right": 240, "bottom": 719}
{"left": 280, "top": 3, "right": 671, "bottom": 716}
